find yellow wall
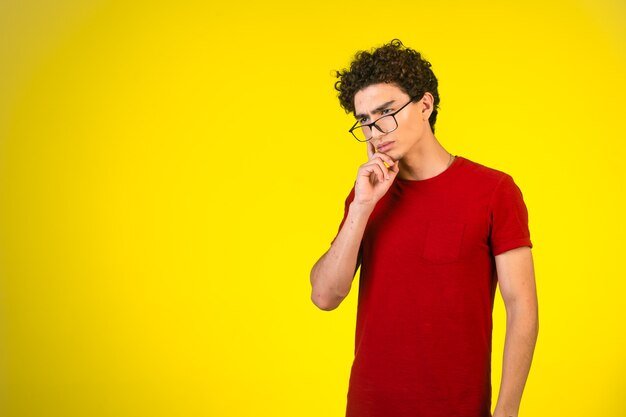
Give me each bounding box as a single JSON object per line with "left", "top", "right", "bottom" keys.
{"left": 1, "top": 0, "right": 625, "bottom": 416}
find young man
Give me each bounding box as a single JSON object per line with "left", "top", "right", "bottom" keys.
{"left": 310, "top": 40, "right": 538, "bottom": 417}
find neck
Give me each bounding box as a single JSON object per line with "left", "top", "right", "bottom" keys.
{"left": 396, "top": 132, "right": 453, "bottom": 181}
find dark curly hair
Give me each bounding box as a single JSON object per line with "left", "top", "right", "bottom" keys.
{"left": 334, "top": 39, "right": 440, "bottom": 133}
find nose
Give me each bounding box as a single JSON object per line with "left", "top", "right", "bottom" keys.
{"left": 370, "top": 124, "right": 386, "bottom": 145}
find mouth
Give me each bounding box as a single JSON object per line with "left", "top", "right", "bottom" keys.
{"left": 377, "top": 141, "right": 394, "bottom": 153}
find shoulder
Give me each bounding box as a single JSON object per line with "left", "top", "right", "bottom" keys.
{"left": 458, "top": 156, "right": 512, "bottom": 180}
{"left": 457, "top": 156, "right": 514, "bottom": 190}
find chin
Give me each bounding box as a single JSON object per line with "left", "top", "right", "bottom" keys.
{"left": 388, "top": 150, "right": 401, "bottom": 162}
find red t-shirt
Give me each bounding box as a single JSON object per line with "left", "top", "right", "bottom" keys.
{"left": 331, "top": 155, "right": 532, "bottom": 417}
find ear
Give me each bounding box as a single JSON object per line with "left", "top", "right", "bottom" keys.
{"left": 420, "top": 92, "right": 435, "bottom": 121}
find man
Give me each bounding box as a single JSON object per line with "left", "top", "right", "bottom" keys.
{"left": 310, "top": 39, "right": 538, "bottom": 417}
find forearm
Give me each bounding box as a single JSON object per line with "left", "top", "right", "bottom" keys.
{"left": 310, "top": 202, "right": 372, "bottom": 310}
{"left": 493, "top": 302, "right": 539, "bottom": 417}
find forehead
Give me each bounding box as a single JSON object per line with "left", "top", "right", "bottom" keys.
{"left": 353, "top": 83, "right": 408, "bottom": 114}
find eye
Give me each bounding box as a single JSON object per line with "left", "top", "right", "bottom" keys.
{"left": 358, "top": 117, "right": 369, "bottom": 124}
{"left": 381, "top": 108, "right": 393, "bottom": 115}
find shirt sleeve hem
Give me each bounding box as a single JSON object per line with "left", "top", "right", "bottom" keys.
{"left": 492, "top": 238, "right": 533, "bottom": 256}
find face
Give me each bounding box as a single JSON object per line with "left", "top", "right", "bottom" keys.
{"left": 353, "top": 83, "right": 433, "bottom": 161}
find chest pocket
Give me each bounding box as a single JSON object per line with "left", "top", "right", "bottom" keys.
{"left": 422, "top": 221, "right": 466, "bottom": 264}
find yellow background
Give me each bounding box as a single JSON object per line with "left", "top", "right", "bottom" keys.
{"left": 1, "top": 0, "right": 625, "bottom": 416}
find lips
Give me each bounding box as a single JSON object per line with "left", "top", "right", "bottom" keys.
{"left": 377, "top": 141, "right": 394, "bottom": 153}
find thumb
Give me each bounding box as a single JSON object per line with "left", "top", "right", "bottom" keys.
{"left": 389, "top": 160, "right": 400, "bottom": 175}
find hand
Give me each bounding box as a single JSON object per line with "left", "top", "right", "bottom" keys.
{"left": 353, "top": 141, "right": 399, "bottom": 210}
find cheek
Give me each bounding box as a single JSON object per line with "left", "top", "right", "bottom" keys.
{"left": 399, "top": 112, "right": 422, "bottom": 131}
{"left": 397, "top": 117, "right": 421, "bottom": 138}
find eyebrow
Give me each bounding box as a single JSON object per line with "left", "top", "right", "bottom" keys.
{"left": 355, "top": 100, "right": 396, "bottom": 121}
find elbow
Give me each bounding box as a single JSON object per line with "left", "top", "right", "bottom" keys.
{"left": 311, "top": 290, "right": 342, "bottom": 311}
{"left": 309, "top": 261, "right": 348, "bottom": 311}
{"left": 506, "top": 298, "right": 539, "bottom": 339}
{"left": 529, "top": 298, "right": 540, "bottom": 339}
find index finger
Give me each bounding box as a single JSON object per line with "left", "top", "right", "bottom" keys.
{"left": 367, "top": 141, "right": 375, "bottom": 159}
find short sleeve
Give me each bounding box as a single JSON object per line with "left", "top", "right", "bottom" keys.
{"left": 330, "top": 185, "right": 356, "bottom": 246}
{"left": 488, "top": 174, "right": 533, "bottom": 256}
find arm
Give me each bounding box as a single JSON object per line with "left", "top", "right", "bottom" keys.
{"left": 310, "top": 142, "right": 398, "bottom": 311}
{"left": 492, "top": 246, "right": 539, "bottom": 417}
{"left": 309, "top": 202, "right": 370, "bottom": 311}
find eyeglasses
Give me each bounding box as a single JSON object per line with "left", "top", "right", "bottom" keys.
{"left": 348, "top": 96, "right": 419, "bottom": 142}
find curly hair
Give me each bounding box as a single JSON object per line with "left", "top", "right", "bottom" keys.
{"left": 334, "top": 39, "right": 440, "bottom": 133}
